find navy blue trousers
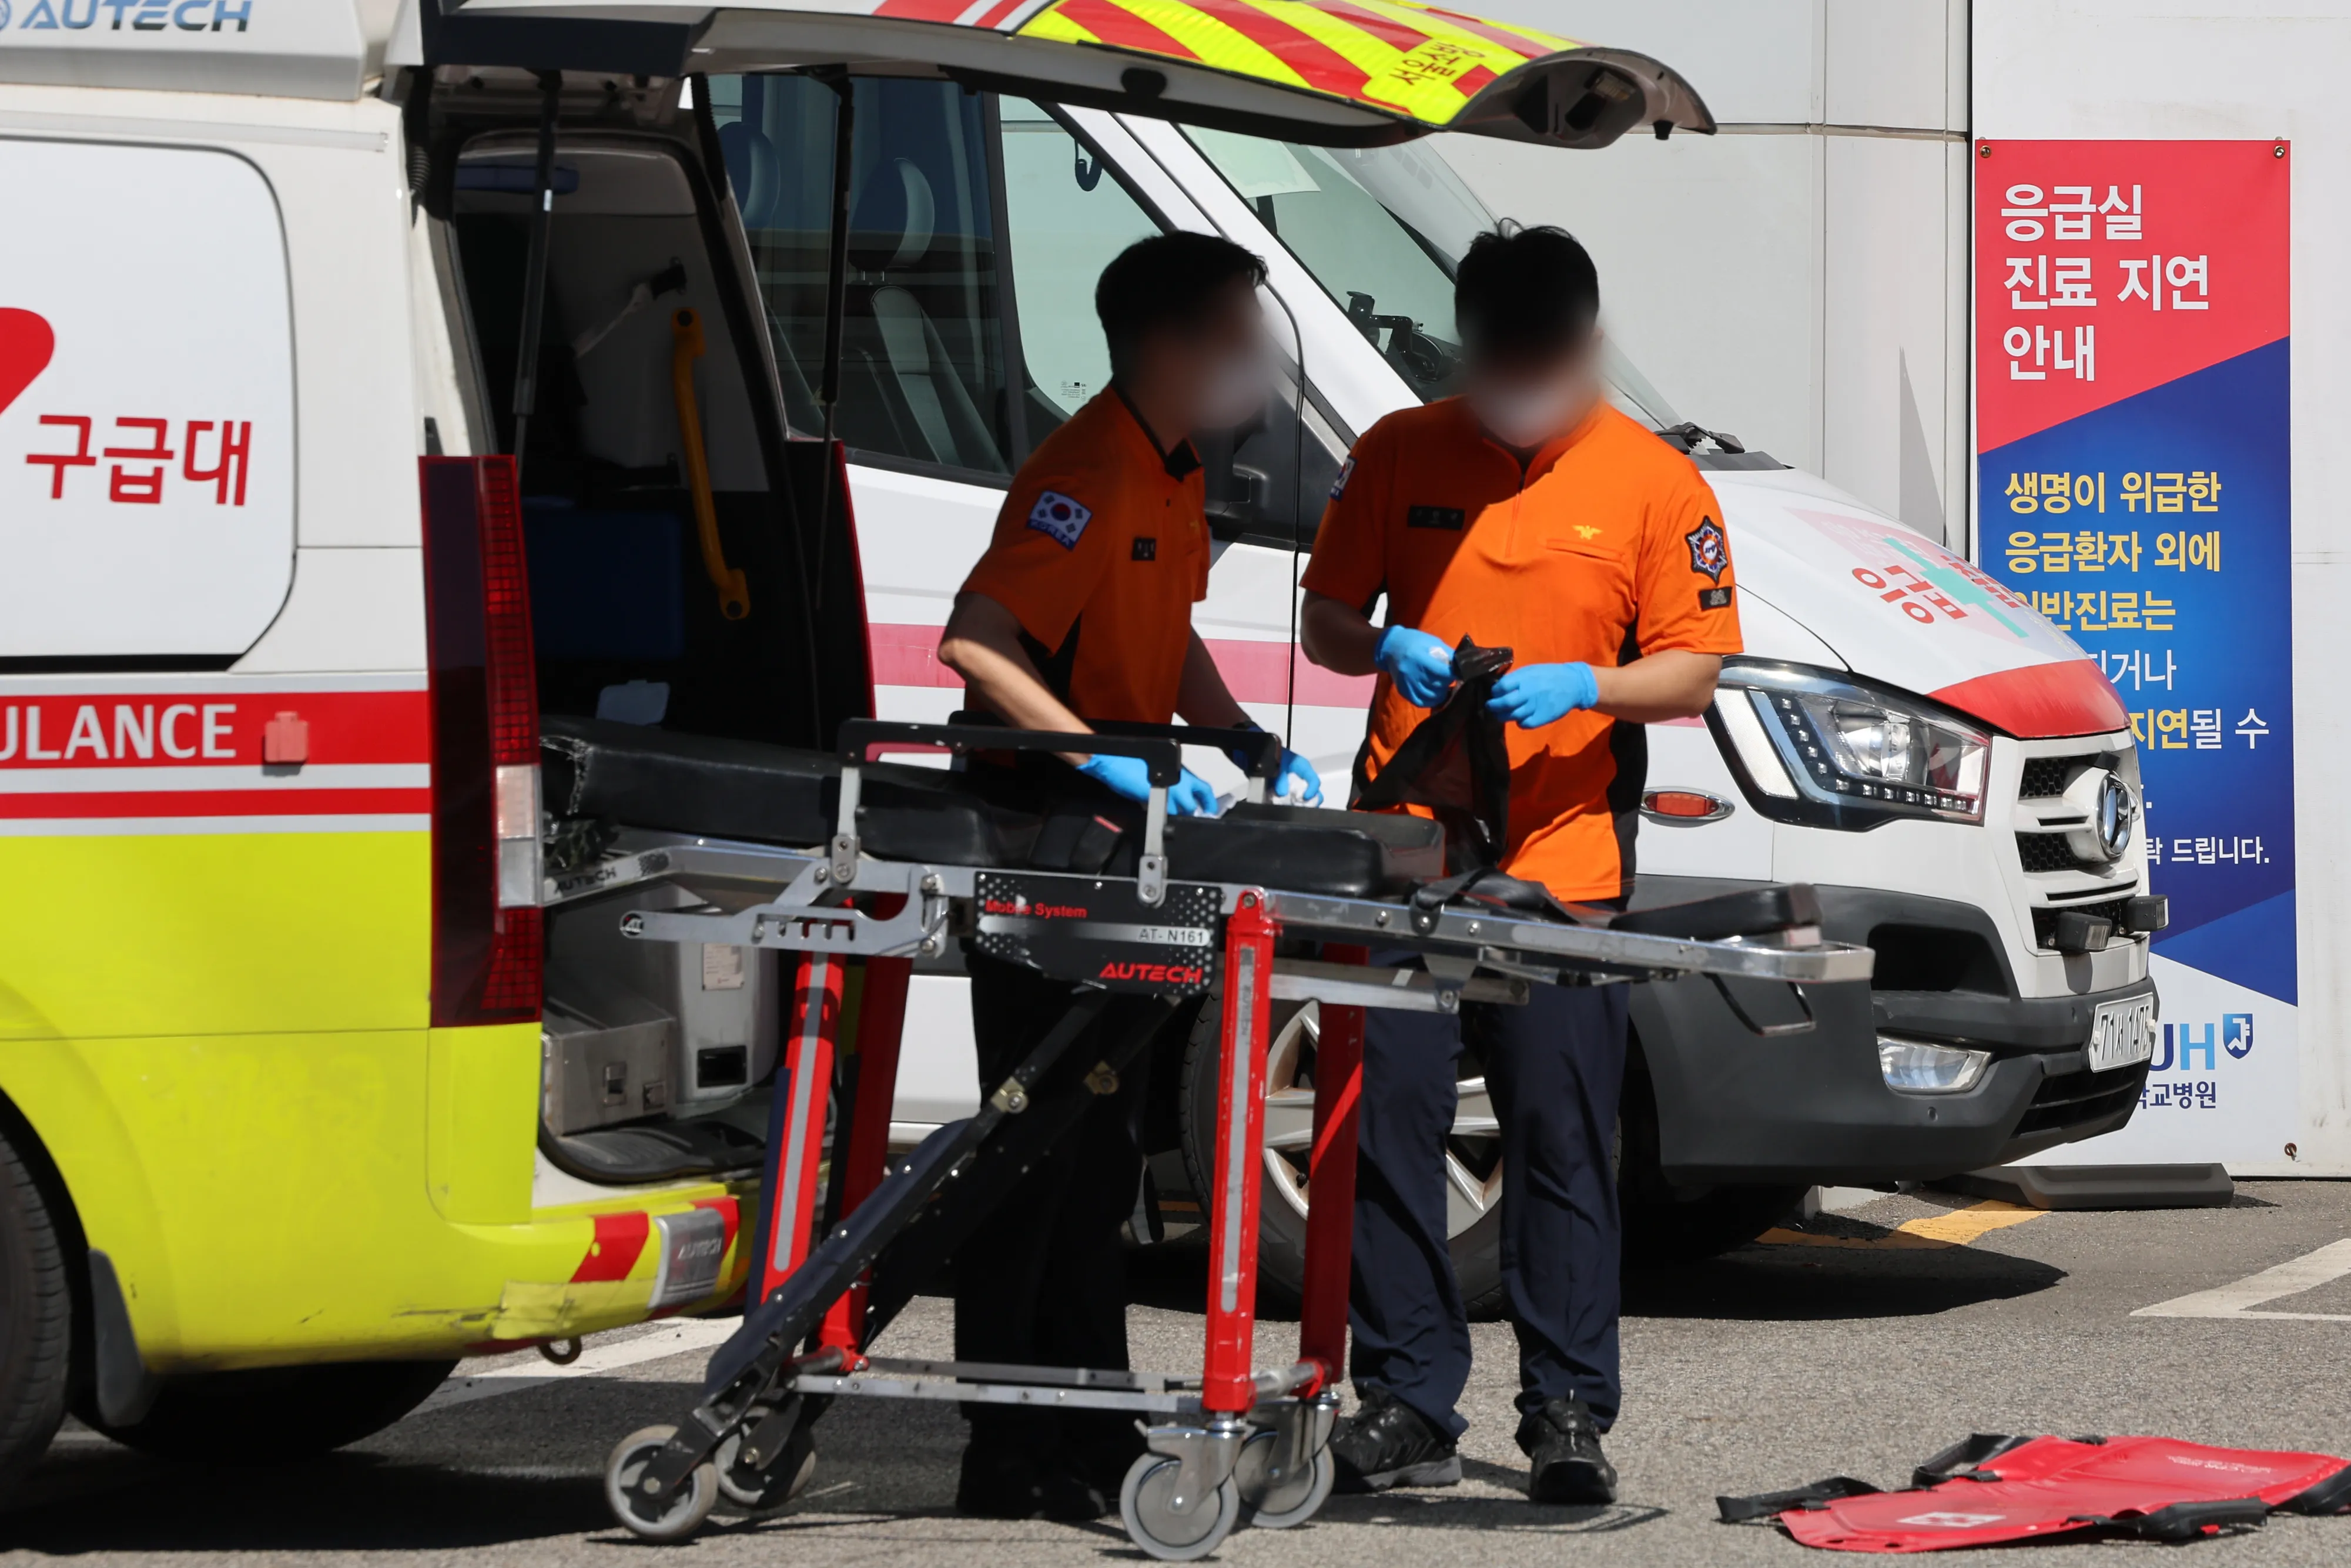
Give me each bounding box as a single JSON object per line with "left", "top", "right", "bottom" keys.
{"left": 1348, "top": 962, "right": 1629, "bottom": 1437}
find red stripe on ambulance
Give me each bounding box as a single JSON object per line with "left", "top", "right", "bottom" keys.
{"left": 1413, "top": 6, "right": 1553, "bottom": 59}
{"left": 572, "top": 1211, "right": 653, "bottom": 1284}
{"left": 0, "top": 689, "right": 428, "bottom": 769}
{"left": 0, "top": 787, "right": 429, "bottom": 820}
{"left": 1051, "top": 0, "right": 1204, "bottom": 60}
{"left": 866, "top": 621, "right": 1375, "bottom": 707}
{"left": 1317, "top": 0, "right": 1432, "bottom": 52}
{"left": 1188, "top": 0, "right": 1372, "bottom": 99}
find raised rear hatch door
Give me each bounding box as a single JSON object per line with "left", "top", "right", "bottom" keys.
{"left": 421, "top": 0, "right": 1714, "bottom": 149}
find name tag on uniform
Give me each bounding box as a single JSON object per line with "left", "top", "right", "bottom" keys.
{"left": 1406, "top": 505, "right": 1465, "bottom": 531}
{"left": 1132, "top": 537, "right": 1157, "bottom": 561}
{"left": 1699, "top": 585, "right": 1734, "bottom": 611}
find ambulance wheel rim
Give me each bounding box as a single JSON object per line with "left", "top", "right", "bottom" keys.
{"left": 1259, "top": 1003, "right": 1502, "bottom": 1237}
{"left": 1234, "top": 1429, "right": 1334, "bottom": 1528}
{"left": 1120, "top": 1454, "right": 1241, "bottom": 1560}
{"left": 605, "top": 1425, "right": 719, "bottom": 1541}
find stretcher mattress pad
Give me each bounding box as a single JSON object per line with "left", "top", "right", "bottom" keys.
{"left": 539, "top": 716, "right": 1446, "bottom": 899}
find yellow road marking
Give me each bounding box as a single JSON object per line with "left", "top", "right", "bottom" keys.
{"left": 1899, "top": 1200, "right": 2047, "bottom": 1246}
{"left": 1757, "top": 1200, "right": 2048, "bottom": 1252}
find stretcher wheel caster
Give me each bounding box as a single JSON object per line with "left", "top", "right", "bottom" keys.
{"left": 1234, "top": 1430, "right": 1334, "bottom": 1529}
{"left": 716, "top": 1423, "right": 816, "bottom": 1513}
{"left": 605, "top": 1425, "right": 718, "bottom": 1542}
{"left": 1120, "top": 1452, "right": 1242, "bottom": 1562}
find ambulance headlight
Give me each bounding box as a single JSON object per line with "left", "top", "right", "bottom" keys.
{"left": 1709, "top": 661, "right": 1990, "bottom": 829}
{"left": 1877, "top": 1036, "right": 1991, "bottom": 1095}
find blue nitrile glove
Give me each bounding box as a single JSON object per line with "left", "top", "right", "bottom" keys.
{"left": 1374, "top": 625, "right": 1459, "bottom": 708}
{"left": 1485, "top": 662, "right": 1600, "bottom": 729}
{"left": 1077, "top": 752, "right": 1220, "bottom": 816}
{"left": 1225, "top": 727, "right": 1326, "bottom": 806}
{"left": 1274, "top": 748, "right": 1324, "bottom": 805}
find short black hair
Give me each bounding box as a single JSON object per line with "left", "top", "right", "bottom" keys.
{"left": 1454, "top": 224, "right": 1600, "bottom": 362}
{"left": 1096, "top": 232, "right": 1269, "bottom": 379}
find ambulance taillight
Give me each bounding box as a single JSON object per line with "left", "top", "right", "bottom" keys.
{"left": 420, "top": 455, "right": 544, "bottom": 1027}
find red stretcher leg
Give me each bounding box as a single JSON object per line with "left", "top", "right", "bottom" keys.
{"left": 1202, "top": 891, "right": 1278, "bottom": 1416}
{"left": 753, "top": 951, "right": 843, "bottom": 1305}
{"left": 1296, "top": 943, "right": 1367, "bottom": 1393}
{"left": 817, "top": 955, "right": 912, "bottom": 1356}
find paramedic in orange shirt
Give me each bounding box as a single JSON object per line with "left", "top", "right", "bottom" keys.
{"left": 935, "top": 232, "right": 1318, "bottom": 1522}
{"left": 1298, "top": 226, "right": 1741, "bottom": 1505}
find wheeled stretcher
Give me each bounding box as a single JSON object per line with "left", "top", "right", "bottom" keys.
{"left": 561, "top": 717, "right": 1872, "bottom": 1558}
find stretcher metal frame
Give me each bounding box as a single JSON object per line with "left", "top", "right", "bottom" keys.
{"left": 592, "top": 721, "right": 1870, "bottom": 1557}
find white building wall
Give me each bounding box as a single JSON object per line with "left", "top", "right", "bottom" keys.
{"left": 1434, "top": 1, "right": 1972, "bottom": 547}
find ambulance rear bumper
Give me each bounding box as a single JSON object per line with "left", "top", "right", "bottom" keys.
{"left": 1632, "top": 878, "right": 2155, "bottom": 1185}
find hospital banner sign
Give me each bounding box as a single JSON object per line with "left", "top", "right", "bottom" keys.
{"left": 1975, "top": 140, "right": 2292, "bottom": 1165}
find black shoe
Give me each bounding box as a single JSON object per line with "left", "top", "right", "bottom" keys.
{"left": 1517, "top": 1396, "right": 1617, "bottom": 1505}
{"left": 1329, "top": 1386, "right": 1462, "bottom": 1493}
{"left": 955, "top": 1443, "right": 1043, "bottom": 1519}
{"left": 1034, "top": 1462, "right": 1113, "bottom": 1522}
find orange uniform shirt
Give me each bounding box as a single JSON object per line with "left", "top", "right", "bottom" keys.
{"left": 959, "top": 389, "right": 1212, "bottom": 726}
{"left": 1302, "top": 398, "right": 1743, "bottom": 900}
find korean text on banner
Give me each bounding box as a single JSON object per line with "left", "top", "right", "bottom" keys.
{"left": 1975, "top": 140, "right": 2291, "bottom": 1164}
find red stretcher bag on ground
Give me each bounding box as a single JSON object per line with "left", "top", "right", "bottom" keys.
{"left": 1717, "top": 1433, "right": 2351, "bottom": 1552}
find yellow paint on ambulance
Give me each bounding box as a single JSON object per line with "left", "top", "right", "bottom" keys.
{"left": 0, "top": 829, "right": 751, "bottom": 1372}
{"left": 1019, "top": 0, "right": 1577, "bottom": 128}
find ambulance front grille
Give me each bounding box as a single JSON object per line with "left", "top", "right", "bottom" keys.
{"left": 2014, "top": 1061, "right": 2148, "bottom": 1138}
{"left": 2015, "top": 832, "right": 2108, "bottom": 875}
{"left": 2017, "top": 754, "right": 2101, "bottom": 799}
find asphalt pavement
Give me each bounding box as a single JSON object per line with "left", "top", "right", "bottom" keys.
{"left": 8, "top": 1180, "right": 2350, "bottom": 1567}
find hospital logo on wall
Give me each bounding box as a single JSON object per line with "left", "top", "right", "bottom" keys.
{"left": 2223, "top": 1013, "right": 2253, "bottom": 1059}
{"left": 1685, "top": 517, "right": 1729, "bottom": 581}
{"left": 1027, "top": 490, "right": 1091, "bottom": 550}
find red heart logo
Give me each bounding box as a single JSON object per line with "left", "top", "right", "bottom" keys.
{"left": 0, "top": 309, "right": 57, "bottom": 418}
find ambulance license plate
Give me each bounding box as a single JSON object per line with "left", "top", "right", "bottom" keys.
{"left": 2087, "top": 996, "right": 2158, "bottom": 1073}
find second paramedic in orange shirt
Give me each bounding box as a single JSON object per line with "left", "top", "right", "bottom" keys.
{"left": 1299, "top": 226, "right": 1741, "bottom": 1505}
{"left": 935, "top": 232, "right": 1319, "bottom": 1522}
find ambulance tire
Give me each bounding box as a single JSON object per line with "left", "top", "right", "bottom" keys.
{"left": 1177, "top": 1001, "right": 1509, "bottom": 1322}
{"left": 83, "top": 1359, "right": 459, "bottom": 1463}
{"left": 1616, "top": 1068, "right": 1807, "bottom": 1269}
{"left": 0, "top": 1125, "right": 73, "bottom": 1501}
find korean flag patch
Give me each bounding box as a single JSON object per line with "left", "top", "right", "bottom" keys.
{"left": 1329, "top": 455, "right": 1357, "bottom": 500}
{"left": 1027, "top": 490, "right": 1093, "bottom": 550}
{"left": 1684, "top": 517, "right": 1730, "bottom": 582}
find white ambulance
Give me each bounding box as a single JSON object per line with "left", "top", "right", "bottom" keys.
{"left": 765, "top": 83, "right": 2162, "bottom": 1290}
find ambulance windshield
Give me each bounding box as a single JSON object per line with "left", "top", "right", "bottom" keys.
{"left": 1184, "top": 129, "right": 1680, "bottom": 428}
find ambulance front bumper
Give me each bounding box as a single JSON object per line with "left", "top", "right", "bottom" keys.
{"left": 1633, "top": 879, "right": 2155, "bottom": 1185}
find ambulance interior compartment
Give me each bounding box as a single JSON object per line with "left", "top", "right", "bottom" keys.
{"left": 445, "top": 111, "right": 860, "bottom": 1187}
{"left": 436, "top": 78, "right": 1362, "bottom": 1189}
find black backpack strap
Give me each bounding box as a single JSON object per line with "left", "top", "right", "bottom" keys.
{"left": 1715, "top": 1477, "right": 1881, "bottom": 1524}
{"left": 1911, "top": 1433, "right": 2032, "bottom": 1486}
{"left": 2280, "top": 1463, "right": 2351, "bottom": 1515}
{"left": 2075, "top": 1497, "right": 2270, "bottom": 1542}
{"left": 1405, "top": 866, "right": 1582, "bottom": 932}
